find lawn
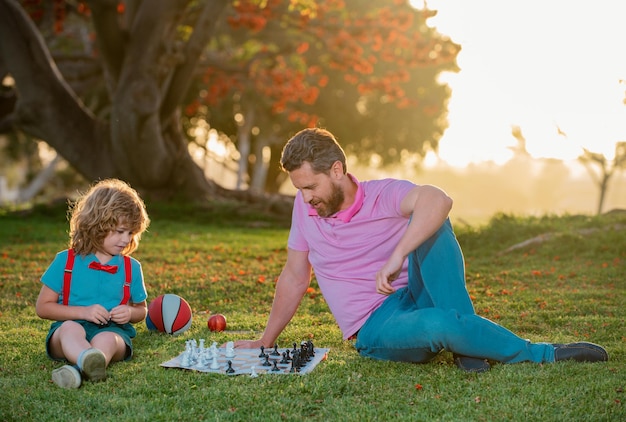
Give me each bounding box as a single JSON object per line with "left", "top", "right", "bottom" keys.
{"left": 0, "top": 202, "right": 624, "bottom": 421}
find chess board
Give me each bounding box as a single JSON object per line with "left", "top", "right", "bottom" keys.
{"left": 160, "top": 340, "right": 329, "bottom": 376}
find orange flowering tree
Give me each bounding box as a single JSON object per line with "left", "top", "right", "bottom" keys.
{"left": 0, "top": 0, "right": 458, "bottom": 199}
{"left": 189, "top": 0, "right": 459, "bottom": 191}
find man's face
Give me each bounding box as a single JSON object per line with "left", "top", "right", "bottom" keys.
{"left": 289, "top": 161, "right": 345, "bottom": 217}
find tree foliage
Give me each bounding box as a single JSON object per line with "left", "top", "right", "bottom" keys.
{"left": 0, "top": 0, "right": 458, "bottom": 201}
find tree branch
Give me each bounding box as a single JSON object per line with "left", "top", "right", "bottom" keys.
{"left": 0, "top": 0, "right": 115, "bottom": 177}
{"left": 161, "top": 0, "right": 230, "bottom": 119}
{"left": 84, "top": 0, "right": 126, "bottom": 90}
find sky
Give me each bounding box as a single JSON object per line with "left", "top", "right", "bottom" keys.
{"left": 417, "top": 0, "right": 626, "bottom": 167}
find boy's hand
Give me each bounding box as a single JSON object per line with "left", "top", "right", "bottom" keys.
{"left": 110, "top": 305, "right": 132, "bottom": 324}
{"left": 82, "top": 304, "right": 111, "bottom": 325}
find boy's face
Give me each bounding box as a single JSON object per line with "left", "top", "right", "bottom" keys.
{"left": 102, "top": 224, "right": 133, "bottom": 256}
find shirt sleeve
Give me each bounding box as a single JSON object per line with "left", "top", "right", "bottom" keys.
{"left": 40, "top": 250, "right": 69, "bottom": 295}
{"left": 129, "top": 258, "right": 148, "bottom": 304}
{"left": 287, "top": 192, "right": 310, "bottom": 252}
{"left": 376, "top": 179, "right": 416, "bottom": 217}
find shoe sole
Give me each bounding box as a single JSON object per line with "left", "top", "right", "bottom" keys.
{"left": 80, "top": 349, "right": 107, "bottom": 381}
{"left": 52, "top": 365, "right": 81, "bottom": 389}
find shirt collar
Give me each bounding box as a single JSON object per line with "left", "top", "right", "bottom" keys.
{"left": 307, "top": 173, "right": 364, "bottom": 223}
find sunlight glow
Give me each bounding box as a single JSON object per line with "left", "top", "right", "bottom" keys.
{"left": 415, "top": 0, "right": 626, "bottom": 167}
{"left": 207, "top": 131, "right": 228, "bottom": 159}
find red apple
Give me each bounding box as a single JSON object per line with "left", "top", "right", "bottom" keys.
{"left": 207, "top": 314, "right": 227, "bottom": 332}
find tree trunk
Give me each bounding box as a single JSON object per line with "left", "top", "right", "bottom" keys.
{"left": 235, "top": 107, "right": 256, "bottom": 191}
{"left": 17, "top": 153, "right": 62, "bottom": 203}
{"left": 250, "top": 137, "right": 270, "bottom": 194}
{"left": 0, "top": 0, "right": 228, "bottom": 201}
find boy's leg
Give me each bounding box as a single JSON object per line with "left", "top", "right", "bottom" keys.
{"left": 90, "top": 331, "right": 130, "bottom": 364}
{"left": 47, "top": 320, "right": 92, "bottom": 363}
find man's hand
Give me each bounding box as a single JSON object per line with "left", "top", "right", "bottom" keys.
{"left": 376, "top": 254, "right": 404, "bottom": 295}
{"left": 231, "top": 339, "right": 266, "bottom": 349}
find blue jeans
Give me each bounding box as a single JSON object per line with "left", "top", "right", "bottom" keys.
{"left": 355, "top": 219, "right": 555, "bottom": 364}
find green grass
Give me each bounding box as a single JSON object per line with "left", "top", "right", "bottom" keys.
{"left": 0, "top": 202, "right": 624, "bottom": 421}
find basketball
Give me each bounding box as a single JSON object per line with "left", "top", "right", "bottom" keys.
{"left": 147, "top": 294, "right": 193, "bottom": 335}
{"left": 145, "top": 313, "right": 156, "bottom": 330}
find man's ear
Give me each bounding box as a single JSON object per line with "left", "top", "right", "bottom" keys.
{"left": 330, "top": 160, "right": 344, "bottom": 178}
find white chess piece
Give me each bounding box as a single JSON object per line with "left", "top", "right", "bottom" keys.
{"left": 225, "top": 341, "right": 235, "bottom": 358}
{"left": 209, "top": 342, "right": 219, "bottom": 358}
{"left": 250, "top": 365, "right": 258, "bottom": 378}
{"left": 210, "top": 355, "right": 220, "bottom": 370}
{"left": 181, "top": 354, "right": 190, "bottom": 367}
{"left": 179, "top": 340, "right": 192, "bottom": 366}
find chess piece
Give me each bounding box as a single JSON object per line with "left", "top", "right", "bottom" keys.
{"left": 250, "top": 366, "right": 258, "bottom": 378}
{"left": 225, "top": 341, "right": 235, "bottom": 358}
{"left": 210, "top": 355, "right": 220, "bottom": 370}
{"left": 259, "top": 345, "right": 267, "bottom": 358}
{"left": 181, "top": 352, "right": 191, "bottom": 367}
{"left": 280, "top": 352, "right": 289, "bottom": 364}
{"left": 301, "top": 342, "right": 311, "bottom": 362}
{"left": 226, "top": 360, "right": 235, "bottom": 374}
{"left": 210, "top": 342, "right": 219, "bottom": 359}
{"left": 292, "top": 350, "right": 302, "bottom": 371}
{"left": 261, "top": 354, "right": 272, "bottom": 367}
{"left": 271, "top": 360, "right": 281, "bottom": 372}
{"left": 289, "top": 359, "right": 298, "bottom": 373}
{"left": 271, "top": 344, "right": 280, "bottom": 356}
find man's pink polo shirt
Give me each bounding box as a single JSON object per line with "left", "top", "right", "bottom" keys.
{"left": 288, "top": 174, "right": 415, "bottom": 339}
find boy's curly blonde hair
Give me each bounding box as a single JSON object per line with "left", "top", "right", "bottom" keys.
{"left": 68, "top": 179, "right": 150, "bottom": 256}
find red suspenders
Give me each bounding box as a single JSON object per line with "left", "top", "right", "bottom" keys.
{"left": 121, "top": 255, "right": 132, "bottom": 305}
{"left": 62, "top": 249, "right": 132, "bottom": 306}
{"left": 62, "top": 249, "right": 76, "bottom": 306}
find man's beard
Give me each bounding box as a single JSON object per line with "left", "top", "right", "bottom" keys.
{"left": 315, "top": 182, "right": 345, "bottom": 217}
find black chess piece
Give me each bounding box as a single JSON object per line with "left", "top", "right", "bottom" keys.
{"left": 271, "top": 360, "right": 281, "bottom": 372}
{"left": 258, "top": 346, "right": 267, "bottom": 358}
{"left": 300, "top": 342, "right": 311, "bottom": 362}
{"left": 289, "top": 357, "right": 297, "bottom": 373}
{"left": 261, "top": 354, "right": 272, "bottom": 367}
{"left": 291, "top": 350, "right": 302, "bottom": 372}
{"left": 226, "top": 360, "right": 235, "bottom": 374}
{"left": 280, "top": 351, "right": 289, "bottom": 364}
{"left": 271, "top": 344, "right": 280, "bottom": 356}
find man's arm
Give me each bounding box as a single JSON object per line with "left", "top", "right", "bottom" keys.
{"left": 376, "top": 184, "right": 453, "bottom": 295}
{"left": 234, "top": 248, "right": 312, "bottom": 349}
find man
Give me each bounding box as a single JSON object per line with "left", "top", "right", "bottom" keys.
{"left": 234, "top": 128, "right": 608, "bottom": 372}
